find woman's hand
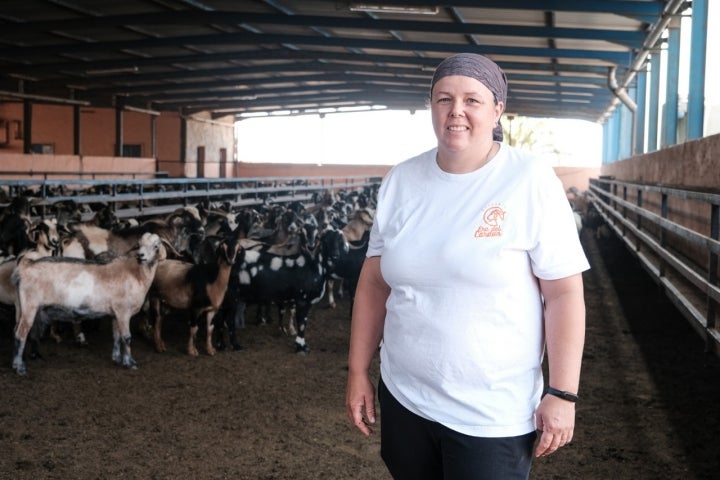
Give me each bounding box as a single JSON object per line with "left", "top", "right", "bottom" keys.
{"left": 346, "top": 371, "right": 376, "bottom": 436}
{"left": 534, "top": 394, "right": 576, "bottom": 457}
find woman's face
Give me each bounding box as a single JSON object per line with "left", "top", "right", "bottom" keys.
{"left": 431, "top": 75, "right": 503, "bottom": 155}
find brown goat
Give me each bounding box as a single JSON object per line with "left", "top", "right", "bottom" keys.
{"left": 148, "top": 239, "right": 239, "bottom": 356}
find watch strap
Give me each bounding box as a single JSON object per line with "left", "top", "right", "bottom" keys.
{"left": 546, "top": 386, "right": 579, "bottom": 403}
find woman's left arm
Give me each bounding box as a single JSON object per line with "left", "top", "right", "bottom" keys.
{"left": 534, "top": 273, "right": 586, "bottom": 457}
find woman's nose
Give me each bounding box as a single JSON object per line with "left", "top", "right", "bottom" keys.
{"left": 450, "top": 101, "right": 464, "bottom": 116}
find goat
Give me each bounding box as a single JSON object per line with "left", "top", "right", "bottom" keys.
{"left": 196, "top": 202, "right": 239, "bottom": 237}
{"left": 325, "top": 208, "right": 373, "bottom": 309}
{"left": 147, "top": 238, "right": 239, "bottom": 356}
{"left": 218, "top": 228, "right": 347, "bottom": 353}
{"left": 0, "top": 196, "right": 34, "bottom": 256}
{"left": 0, "top": 219, "right": 61, "bottom": 306}
{"left": 11, "top": 232, "right": 166, "bottom": 375}
{"left": 567, "top": 187, "right": 589, "bottom": 235}
{"left": 7, "top": 219, "right": 89, "bottom": 347}
{"left": 60, "top": 206, "right": 204, "bottom": 261}
{"left": 325, "top": 229, "right": 370, "bottom": 315}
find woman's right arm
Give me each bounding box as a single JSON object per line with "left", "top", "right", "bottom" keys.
{"left": 345, "top": 256, "right": 390, "bottom": 436}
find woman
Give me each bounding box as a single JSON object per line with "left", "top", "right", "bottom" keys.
{"left": 345, "top": 53, "right": 589, "bottom": 480}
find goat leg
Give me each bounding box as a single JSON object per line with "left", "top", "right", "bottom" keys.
{"left": 12, "top": 338, "right": 27, "bottom": 376}
{"left": 112, "top": 318, "right": 137, "bottom": 369}
{"left": 325, "top": 278, "right": 337, "bottom": 309}
{"left": 50, "top": 320, "right": 63, "bottom": 343}
{"left": 72, "top": 322, "right": 88, "bottom": 346}
{"left": 149, "top": 297, "right": 166, "bottom": 353}
{"left": 205, "top": 311, "right": 217, "bottom": 356}
{"left": 293, "top": 303, "right": 310, "bottom": 354}
{"left": 13, "top": 308, "right": 37, "bottom": 375}
{"left": 120, "top": 334, "right": 137, "bottom": 369}
{"left": 187, "top": 324, "right": 200, "bottom": 357}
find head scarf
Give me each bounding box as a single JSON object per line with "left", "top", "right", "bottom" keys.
{"left": 430, "top": 53, "right": 507, "bottom": 141}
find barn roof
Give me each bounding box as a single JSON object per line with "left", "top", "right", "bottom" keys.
{"left": 0, "top": 1, "right": 686, "bottom": 122}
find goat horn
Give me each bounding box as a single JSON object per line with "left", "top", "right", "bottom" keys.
{"left": 160, "top": 238, "right": 184, "bottom": 259}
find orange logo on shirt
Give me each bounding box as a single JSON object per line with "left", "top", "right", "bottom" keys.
{"left": 474, "top": 205, "right": 505, "bottom": 238}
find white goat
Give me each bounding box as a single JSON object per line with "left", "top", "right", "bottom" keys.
{"left": 11, "top": 232, "right": 166, "bottom": 376}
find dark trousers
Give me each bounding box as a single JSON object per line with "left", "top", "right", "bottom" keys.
{"left": 378, "top": 378, "right": 536, "bottom": 480}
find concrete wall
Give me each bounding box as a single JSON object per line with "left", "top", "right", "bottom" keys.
{"left": 234, "top": 162, "right": 391, "bottom": 179}
{"left": 601, "top": 133, "right": 720, "bottom": 188}
{"left": 555, "top": 166, "right": 601, "bottom": 193}
{"left": 0, "top": 153, "right": 156, "bottom": 180}
{"left": 599, "top": 133, "right": 720, "bottom": 270}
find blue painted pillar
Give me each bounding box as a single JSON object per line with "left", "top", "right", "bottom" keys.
{"left": 687, "top": 0, "right": 708, "bottom": 139}
{"left": 620, "top": 99, "right": 633, "bottom": 159}
{"left": 604, "top": 110, "right": 621, "bottom": 164}
{"left": 662, "top": 25, "right": 681, "bottom": 147}
{"left": 602, "top": 121, "right": 612, "bottom": 164}
{"left": 647, "top": 54, "right": 661, "bottom": 152}
{"left": 634, "top": 69, "right": 647, "bottom": 154}
{"left": 602, "top": 121, "right": 609, "bottom": 163}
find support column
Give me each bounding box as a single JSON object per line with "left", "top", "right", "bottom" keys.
{"left": 662, "top": 24, "right": 681, "bottom": 147}
{"left": 73, "top": 104, "right": 81, "bottom": 155}
{"left": 115, "top": 103, "right": 124, "bottom": 157}
{"left": 648, "top": 54, "right": 661, "bottom": 152}
{"left": 22, "top": 100, "right": 32, "bottom": 154}
{"left": 634, "top": 69, "right": 647, "bottom": 154}
{"left": 687, "top": 0, "right": 708, "bottom": 139}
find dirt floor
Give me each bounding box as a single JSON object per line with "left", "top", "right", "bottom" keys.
{"left": 1, "top": 229, "right": 719, "bottom": 480}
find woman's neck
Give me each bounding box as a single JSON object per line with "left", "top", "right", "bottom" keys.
{"left": 437, "top": 141, "right": 498, "bottom": 174}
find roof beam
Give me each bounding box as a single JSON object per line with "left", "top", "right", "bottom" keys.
{"left": 0, "top": 31, "right": 633, "bottom": 64}
{"left": 0, "top": 12, "right": 645, "bottom": 46}
{"left": 1, "top": 49, "right": 614, "bottom": 78}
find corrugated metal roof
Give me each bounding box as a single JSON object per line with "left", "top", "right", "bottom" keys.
{"left": 0, "top": 1, "right": 684, "bottom": 122}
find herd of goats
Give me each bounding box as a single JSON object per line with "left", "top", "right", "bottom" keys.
{"left": 0, "top": 183, "right": 378, "bottom": 376}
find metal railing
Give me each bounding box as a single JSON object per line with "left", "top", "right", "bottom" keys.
{"left": 0, "top": 175, "right": 383, "bottom": 221}
{"left": 588, "top": 177, "right": 720, "bottom": 355}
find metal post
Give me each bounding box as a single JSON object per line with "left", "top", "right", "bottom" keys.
{"left": 707, "top": 204, "right": 719, "bottom": 350}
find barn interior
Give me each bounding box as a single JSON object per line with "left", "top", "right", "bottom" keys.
{"left": 0, "top": 1, "right": 717, "bottom": 351}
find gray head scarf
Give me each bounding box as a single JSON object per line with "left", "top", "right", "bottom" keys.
{"left": 430, "top": 53, "right": 507, "bottom": 141}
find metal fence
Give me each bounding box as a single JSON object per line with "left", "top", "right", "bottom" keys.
{"left": 0, "top": 175, "right": 383, "bottom": 221}
{"left": 588, "top": 177, "right": 720, "bottom": 355}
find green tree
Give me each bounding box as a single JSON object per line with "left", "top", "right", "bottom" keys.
{"left": 502, "top": 115, "right": 560, "bottom": 157}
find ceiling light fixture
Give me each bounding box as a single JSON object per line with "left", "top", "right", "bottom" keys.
{"left": 349, "top": 3, "right": 439, "bottom": 15}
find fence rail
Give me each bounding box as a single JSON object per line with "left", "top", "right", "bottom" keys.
{"left": 0, "top": 175, "right": 382, "bottom": 221}
{"left": 588, "top": 177, "right": 720, "bottom": 355}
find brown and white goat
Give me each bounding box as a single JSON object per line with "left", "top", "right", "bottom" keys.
{"left": 11, "top": 232, "right": 166, "bottom": 375}
{"left": 60, "top": 206, "right": 204, "bottom": 261}
{"left": 147, "top": 238, "right": 239, "bottom": 357}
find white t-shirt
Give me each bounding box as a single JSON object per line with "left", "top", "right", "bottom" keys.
{"left": 368, "top": 143, "right": 590, "bottom": 438}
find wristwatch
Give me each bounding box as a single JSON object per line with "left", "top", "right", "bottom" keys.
{"left": 546, "top": 386, "right": 579, "bottom": 403}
